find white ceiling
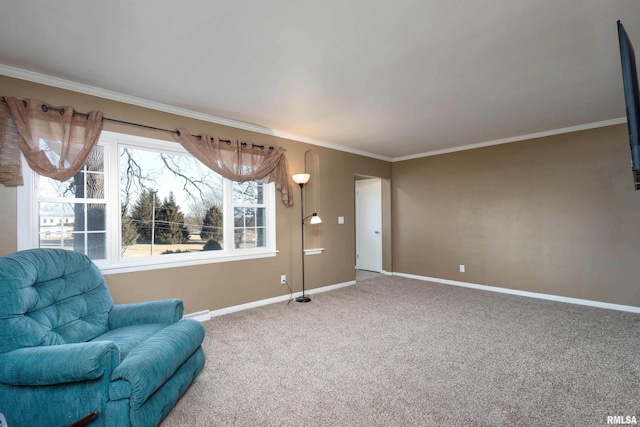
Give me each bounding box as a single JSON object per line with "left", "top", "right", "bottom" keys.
{"left": 0, "top": 1, "right": 639, "bottom": 161}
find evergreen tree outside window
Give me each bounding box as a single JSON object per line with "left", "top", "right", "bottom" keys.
{"left": 201, "top": 204, "right": 223, "bottom": 249}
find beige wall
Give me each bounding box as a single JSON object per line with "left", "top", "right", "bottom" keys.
{"left": 0, "top": 75, "right": 391, "bottom": 313}
{"left": 4, "top": 74, "right": 639, "bottom": 311}
{"left": 392, "top": 124, "right": 640, "bottom": 307}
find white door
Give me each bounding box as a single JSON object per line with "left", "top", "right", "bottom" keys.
{"left": 356, "top": 179, "right": 382, "bottom": 272}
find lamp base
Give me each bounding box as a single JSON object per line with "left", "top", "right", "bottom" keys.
{"left": 295, "top": 295, "right": 311, "bottom": 303}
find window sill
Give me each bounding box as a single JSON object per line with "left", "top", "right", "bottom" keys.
{"left": 98, "top": 249, "right": 279, "bottom": 275}
{"left": 304, "top": 248, "right": 324, "bottom": 256}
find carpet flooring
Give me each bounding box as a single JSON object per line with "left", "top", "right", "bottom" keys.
{"left": 161, "top": 275, "right": 640, "bottom": 426}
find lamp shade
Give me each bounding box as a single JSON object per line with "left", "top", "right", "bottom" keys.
{"left": 292, "top": 173, "right": 310, "bottom": 184}
{"left": 310, "top": 215, "right": 322, "bottom": 225}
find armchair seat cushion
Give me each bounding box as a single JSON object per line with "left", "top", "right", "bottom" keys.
{"left": 91, "top": 324, "right": 167, "bottom": 362}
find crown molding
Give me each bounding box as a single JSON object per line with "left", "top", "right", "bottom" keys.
{"left": 0, "top": 64, "right": 625, "bottom": 164}
{"left": 391, "top": 117, "right": 628, "bottom": 162}
{"left": 0, "top": 64, "right": 391, "bottom": 162}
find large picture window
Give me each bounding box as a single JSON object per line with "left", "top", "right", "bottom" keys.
{"left": 18, "top": 131, "right": 277, "bottom": 273}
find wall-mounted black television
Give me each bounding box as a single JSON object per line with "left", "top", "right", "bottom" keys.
{"left": 617, "top": 20, "right": 640, "bottom": 190}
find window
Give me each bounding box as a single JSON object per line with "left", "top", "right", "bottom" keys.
{"left": 17, "top": 131, "right": 277, "bottom": 274}
{"left": 34, "top": 145, "right": 106, "bottom": 259}
{"left": 233, "top": 181, "right": 267, "bottom": 249}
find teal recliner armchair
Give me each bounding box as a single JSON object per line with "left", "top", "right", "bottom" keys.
{"left": 0, "top": 248, "right": 206, "bottom": 426}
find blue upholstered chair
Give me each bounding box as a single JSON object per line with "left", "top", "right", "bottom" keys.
{"left": 0, "top": 248, "right": 206, "bottom": 426}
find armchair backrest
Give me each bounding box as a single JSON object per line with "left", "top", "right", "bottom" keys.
{"left": 0, "top": 248, "right": 114, "bottom": 353}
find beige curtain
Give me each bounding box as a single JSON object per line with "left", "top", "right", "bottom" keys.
{"left": 0, "top": 102, "right": 22, "bottom": 186}
{"left": 173, "top": 127, "right": 294, "bottom": 207}
{"left": 0, "top": 97, "right": 103, "bottom": 185}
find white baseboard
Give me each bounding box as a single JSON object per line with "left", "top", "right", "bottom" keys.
{"left": 392, "top": 272, "right": 640, "bottom": 314}
{"left": 183, "top": 310, "right": 211, "bottom": 322}
{"left": 185, "top": 279, "right": 358, "bottom": 320}
{"left": 305, "top": 280, "right": 356, "bottom": 295}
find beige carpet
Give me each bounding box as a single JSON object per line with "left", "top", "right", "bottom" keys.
{"left": 161, "top": 275, "right": 640, "bottom": 426}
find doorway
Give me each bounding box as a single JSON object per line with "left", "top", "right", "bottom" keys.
{"left": 355, "top": 178, "right": 382, "bottom": 273}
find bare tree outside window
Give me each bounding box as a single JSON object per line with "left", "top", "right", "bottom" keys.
{"left": 119, "top": 146, "right": 225, "bottom": 257}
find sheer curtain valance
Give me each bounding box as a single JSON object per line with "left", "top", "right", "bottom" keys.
{"left": 0, "top": 97, "right": 103, "bottom": 186}
{"left": 0, "top": 98, "right": 295, "bottom": 207}
{"left": 174, "top": 127, "right": 294, "bottom": 207}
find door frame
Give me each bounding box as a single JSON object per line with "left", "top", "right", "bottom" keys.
{"left": 355, "top": 178, "right": 383, "bottom": 272}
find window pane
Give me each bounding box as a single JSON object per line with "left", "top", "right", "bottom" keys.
{"left": 37, "top": 175, "right": 74, "bottom": 198}
{"left": 85, "top": 173, "right": 104, "bottom": 199}
{"left": 87, "top": 233, "right": 106, "bottom": 259}
{"left": 86, "top": 146, "right": 104, "bottom": 172}
{"left": 39, "top": 231, "right": 59, "bottom": 249}
{"left": 69, "top": 232, "right": 106, "bottom": 259}
{"left": 38, "top": 202, "right": 105, "bottom": 258}
{"left": 87, "top": 204, "right": 106, "bottom": 231}
{"left": 256, "top": 208, "right": 265, "bottom": 227}
{"left": 234, "top": 228, "right": 244, "bottom": 249}
{"left": 256, "top": 227, "right": 266, "bottom": 247}
{"left": 71, "top": 203, "right": 85, "bottom": 230}
{"left": 40, "top": 205, "right": 62, "bottom": 236}
{"left": 39, "top": 231, "right": 75, "bottom": 250}
{"left": 244, "top": 208, "right": 255, "bottom": 226}
{"left": 234, "top": 207, "right": 245, "bottom": 227}
{"left": 245, "top": 228, "right": 257, "bottom": 248}
{"left": 233, "top": 181, "right": 264, "bottom": 204}
{"left": 234, "top": 208, "right": 258, "bottom": 226}
{"left": 257, "top": 184, "right": 264, "bottom": 204}
{"left": 119, "top": 146, "right": 224, "bottom": 258}
{"left": 62, "top": 233, "right": 75, "bottom": 250}
{"left": 234, "top": 228, "right": 257, "bottom": 249}
{"left": 39, "top": 202, "right": 74, "bottom": 232}
{"left": 37, "top": 146, "right": 104, "bottom": 199}
{"left": 65, "top": 203, "right": 106, "bottom": 233}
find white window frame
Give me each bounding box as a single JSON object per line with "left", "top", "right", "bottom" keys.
{"left": 17, "top": 130, "right": 277, "bottom": 275}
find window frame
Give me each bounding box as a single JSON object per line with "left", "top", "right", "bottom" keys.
{"left": 17, "top": 130, "right": 278, "bottom": 275}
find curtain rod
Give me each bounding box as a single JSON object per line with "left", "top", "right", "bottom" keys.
{"left": 0, "top": 97, "right": 275, "bottom": 150}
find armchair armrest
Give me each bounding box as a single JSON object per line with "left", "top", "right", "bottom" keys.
{"left": 0, "top": 341, "right": 119, "bottom": 386}
{"left": 111, "top": 319, "right": 204, "bottom": 409}
{"left": 108, "top": 299, "right": 183, "bottom": 329}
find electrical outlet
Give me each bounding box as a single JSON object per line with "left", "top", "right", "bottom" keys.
{"left": 459, "top": 265, "right": 465, "bottom": 273}
{"left": 280, "top": 275, "right": 287, "bottom": 285}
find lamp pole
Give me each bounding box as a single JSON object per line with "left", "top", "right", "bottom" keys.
{"left": 292, "top": 174, "right": 322, "bottom": 303}
{"left": 292, "top": 174, "right": 312, "bottom": 303}
{"left": 297, "top": 180, "right": 311, "bottom": 303}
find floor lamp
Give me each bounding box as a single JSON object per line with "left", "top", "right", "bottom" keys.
{"left": 292, "top": 173, "right": 322, "bottom": 303}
